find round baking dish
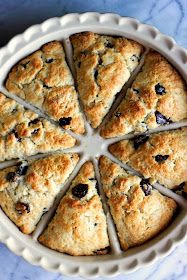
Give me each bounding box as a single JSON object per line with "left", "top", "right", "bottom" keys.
{"left": 0, "top": 13, "right": 186, "bottom": 278}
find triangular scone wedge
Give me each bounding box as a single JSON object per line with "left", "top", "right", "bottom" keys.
{"left": 109, "top": 128, "right": 187, "bottom": 189}
{"left": 70, "top": 32, "right": 144, "bottom": 128}
{"left": 5, "top": 41, "right": 85, "bottom": 134}
{"left": 0, "top": 92, "right": 76, "bottom": 161}
{"left": 101, "top": 50, "right": 187, "bottom": 138}
{"left": 39, "top": 161, "right": 109, "bottom": 256}
{"left": 99, "top": 156, "right": 177, "bottom": 250}
{"left": 0, "top": 153, "right": 79, "bottom": 234}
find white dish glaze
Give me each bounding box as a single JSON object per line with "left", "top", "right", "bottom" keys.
{"left": 0, "top": 13, "right": 186, "bottom": 278}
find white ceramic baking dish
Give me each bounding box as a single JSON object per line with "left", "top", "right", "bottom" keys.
{"left": 0, "top": 13, "right": 186, "bottom": 278}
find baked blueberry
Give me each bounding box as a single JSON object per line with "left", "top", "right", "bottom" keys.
{"left": 21, "top": 61, "right": 30, "bottom": 69}
{"left": 176, "top": 182, "right": 185, "bottom": 190}
{"left": 98, "top": 57, "right": 102, "bottom": 65}
{"left": 133, "top": 88, "right": 139, "bottom": 94}
{"left": 155, "top": 154, "right": 169, "bottom": 163}
{"left": 32, "top": 128, "right": 39, "bottom": 135}
{"left": 72, "top": 184, "right": 88, "bottom": 199}
{"left": 29, "top": 118, "right": 40, "bottom": 126}
{"left": 43, "top": 84, "right": 51, "bottom": 89}
{"left": 12, "top": 108, "right": 17, "bottom": 113}
{"left": 46, "top": 58, "right": 53, "bottom": 63}
{"left": 105, "top": 41, "right": 114, "bottom": 48}
{"left": 6, "top": 172, "right": 18, "bottom": 182}
{"left": 155, "top": 83, "right": 166, "bottom": 95}
{"left": 115, "top": 112, "right": 121, "bottom": 117}
{"left": 59, "top": 117, "right": 72, "bottom": 127}
{"left": 133, "top": 134, "right": 149, "bottom": 149}
{"left": 15, "top": 202, "right": 30, "bottom": 214}
{"left": 175, "top": 182, "right": 187, "bottom": 198}
{"left": 94, "top": 70, "right": 98, "bottom": 79}
{"left": 12, "top": 129, "right": 21, "bottom": 142}
{"left": 140, "top": 179, "right": 152, "bottom": 196}
{"left": 155, "top": 111, "right": 171, "bottom": 125}
{"left": 16, "top": 164, "right": 28, "bottom": 176}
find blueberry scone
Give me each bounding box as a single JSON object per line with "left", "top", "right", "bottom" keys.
{"left": 0, "top": 92, "right": 76, "bottom": 161}
{"left": 101, "top": 50, "right": 187, "bottom": 137}
{"left": 39, "top": 161, "right": 109, "bottom": 256}
{"left": 99, "top": 156, "right": 177, "bottom": 250}
{"left": 109, "top": 128, "right": 187, "bottom": 190}
{"left": 70, "top": 32, "right": 144, "bottom": 128}
{"left": 0, "top": 153, "right": 79, "bottom": 234}
{"left": 5, "top": 41, "right": 85, "bottom": 134}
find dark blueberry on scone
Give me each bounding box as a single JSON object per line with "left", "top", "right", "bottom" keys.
{"left": 140, "top": 179, "right": 152, "bottom": 196}
{"left": 115, "top": 112, "right": 121, "bottom": 117}
{"left": 12, "top": 129, "right": 21, "bottom": 142}
{"left": 21, "top": 61, "right": 30, "bottom": 69}
{"left": 6, "top": 172, "right": 18, "bottom": 182}
{"left": 45, "top": 58, "right": 54, "bottom": 63}
{"left": 59, "top": 117, "right": 72, "bottom": 127}
{"left": 16, "top": 163, "right": 28, "bottom": 176}
{"left": 155, "top": 83, "right": 166, "bottom": 95}
{"left": 105, "top": 41, "right": 114, "bottom": 48}
{"left": 6, "top": 163, "right": 28, "bottom": 182}
{"left": 43, "top": 84, "right": 51, "bottom": 89}
{"left": 28, "top": 118, "right": 40, "bottom": 126}
{"left": 31, "top": 128, "right": 40, "bottom": 135}
{"left": 94, "top": 70, "right": 98, "bottom": 79}
{"left": 72, "top": 183, "right": 88, "bottom": 199}
{"left": 155, "top": 155, "right": 169, "bottom": 163}
{"left": 39, "top": 162, "right": 109, "bottom": 256}
{"left": 133, "top": 134, "right": 149, "bottom": 149}
{"left": 15, "top": 202, "right": 30, "bottom": 214}
{"left": 155, "top": 111, "right": 171, "bottom": 125}
{"left": 133, "top": 88, "right": 139, "bottom": 94}
{"left": 12, "top": 108, "right": 17, "bottom": 113}
{"left": 98, "top": 57, "right": 102, "bottom": 65}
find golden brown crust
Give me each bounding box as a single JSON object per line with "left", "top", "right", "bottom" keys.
{"left": 39, "top": 161, "right": 109, "bottom": 256}
{"left": 99, "top": 156, "right": 177, "bottom": 250}
{"left": 70, "top": 32, "right": 144, "bottom": 128}
{"left": 5, "top": 41, "right": 85, "bottom": 134}
{"left": 101, "top": 50, "right": 187, "bottom": 138}
{"left": 109, "top": 128, "right": 187, "bottom": 189}
{"left": 0, "top": 92, "right": 76, "bottom": 161}
{"left": 0, "top": 153, "right": 79, "bottom": 234}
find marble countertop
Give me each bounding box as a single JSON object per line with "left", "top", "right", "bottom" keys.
{"left": 0, "top": 0, "right": 186, "bottom": 279}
